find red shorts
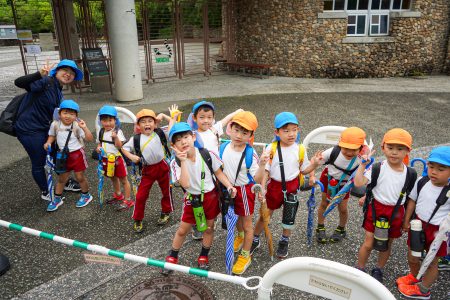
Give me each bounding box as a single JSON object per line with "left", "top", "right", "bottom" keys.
{"left": 362, "top": 199, "right": 404, "bottom": 238}
{"left": 233, "top": 184, "right": 255, "bottom": 216}
{"left": 102, "top": 155, "right": 127, "bottom": 178}
{"left": 407, "top": 217, "right": 448, "bottom": 257}
{"left": 65, "top": 149, "right": 88, "bottom": 173}
{"left": 266, "top": 178, "right": 299, "bottom": 210}
{"left": 319, "top": 168, "right": 350, "bottom": 201}
{"left": 181, "top": 190, "right": 220, "bottom": 224}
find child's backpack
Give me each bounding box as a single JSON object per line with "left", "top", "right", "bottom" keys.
{"left": 268, "top": 141, "right": 306, "bottom": 188}
{"left": 51, "top": 120, "right": 84, "bottom": 148}
{"left": 219, "top": 141, "right": 255, "bottom": 184}
{"left": 98, "top": 127, "right": 132, "bottom": 165}
{"left": 325, "top": 145, "right": 359, "bottom": 176}
{"left": 413, "top": 176, "right": 450, "bottom": 224}
{"left": 132, "top": 128, "right": 171, "bottom": 161}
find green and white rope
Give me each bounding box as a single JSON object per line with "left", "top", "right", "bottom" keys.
{"left": 0, "top": 219, "right": 261, "bottom": 290}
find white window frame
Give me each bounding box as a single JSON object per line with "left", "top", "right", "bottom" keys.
{"left": 324, "top": 0, "right": 411, "bottom": 12}
{"left": 390, "top": 0, "right": 412, "bottom": 11}
{"left": 347, "top": 13, "right": 368, "bottom": 36}
{"left": 369, "top": 13, "right": 390, "bottom": 36}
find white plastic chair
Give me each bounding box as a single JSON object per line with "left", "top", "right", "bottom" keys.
{"left": 257, "top": 257, "right": 395, "bottom": 300}
{"left": 302, "top": 126, "right": 347, "bottom": 149}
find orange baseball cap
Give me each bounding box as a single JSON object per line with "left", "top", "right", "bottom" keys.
{"left": 382, "top": 128, "right": 412, "bottom": 150}
{"left": 338, "top": 127, "right": 366, "bottom": 149}
{"left": 136, "top": 109, "right": 157, "bottom": 122}
{"left": 231, "top": 111, "right": 258, "bottom": 132}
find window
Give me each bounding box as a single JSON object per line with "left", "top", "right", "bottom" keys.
{"left": 324, "top": 0, "right": 409, "bottom": 36}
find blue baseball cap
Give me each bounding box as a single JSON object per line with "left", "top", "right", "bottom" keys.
{"left": 192, "top": 100, "right": 215, "bottom": 114}
{"left": 59, "top": 100, "right": 80, "bottom": 113}
{"left": 169, "top": 122, "right": 193, "bottom": 143}
{"left": 98, "top": 105, "right": 117, "bottom": 118}
{"left": 428, "top": 146, "right": 450, "bottom": 167}
{"left": 49, "top": 59, "right": 83, "bottom": 81}
{"left": 274, "top": 112, "right": 299, "bottom": 129}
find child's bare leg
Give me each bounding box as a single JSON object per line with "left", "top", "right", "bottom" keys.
{"left": 337, "top": 198, "right": 349, "bottom": 227}
{"left": 241, "top": 215, "right": 254, "bottom": 252}
{"left": 422, "top": 257, "right": 439, "bottom": 288}
{"left": 317, "top": 193, "right": 328, "bottom": 225}
{"left": 74, "top": 171, "right": 89, "bottom": 192}
{"left": 111, "top": 176, "right": 121, "bottom": 195}
{"left": 357, "top": 230, "right": 374, "bottom": 268}
{"left": 119, "top": 177, "right": 131, "bottom": 199}
{"left": 55, "top": 172, "right": 70, "bottom": 195}
{"left": 376, "top": 239, "right": 394, "bottom": 268}
{"left": 407, "top": 249, "right": 421, "bottom": 276}
{"left": 202, "top": 219, "right": 216, "bottom": 248}
{"left": 172, "top": 221, "right": 192, "bottom": 250}
{"left": 253, "top": 209, "right": 274, "bottom": 236}
{"left": 236, "top": 217, "right": 243, "bottom": 233}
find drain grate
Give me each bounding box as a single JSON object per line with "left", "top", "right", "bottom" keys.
{"left": 120, "top": 275, "right": 215, "bottom": 300}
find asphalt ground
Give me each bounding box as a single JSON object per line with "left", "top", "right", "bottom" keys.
{"left": 0, "top": 90, "right": 449, "bottom": 299}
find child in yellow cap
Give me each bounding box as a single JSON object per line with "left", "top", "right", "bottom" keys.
{"left": 121, "top": 109, "right": 174, "bottom": 232}
{"left": 219, "top": 111, "right": 263, "bottom": 274}
{"left": 354, "top": 128, "right": 417, "bottom": 283}
{"left": 316, "top": 127, "right": 366, "bottom": 243}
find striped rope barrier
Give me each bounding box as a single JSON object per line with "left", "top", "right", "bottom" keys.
{"left": 0, "top": 220, "right": 262, "bottom": 290}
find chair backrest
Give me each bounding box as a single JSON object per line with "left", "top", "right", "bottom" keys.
{"left": 95, "top": 106, "right": 137, "bottom": 135}
{"left": 302, "top": 126, "right": 346, "bottom": 149}
{"left": 257, "top": 257, "right": 395, "bottom": 300}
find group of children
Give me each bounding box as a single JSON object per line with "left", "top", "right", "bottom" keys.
{"left": 43, "top": 98, "right": 449, "bottom": 299}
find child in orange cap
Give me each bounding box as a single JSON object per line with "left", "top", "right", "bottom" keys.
{"left": 219, "top": 111, "right": 263, "bottom": 274}
{"left": 121, "top": 109, "right": 175, "bottom": 232}
{"left": 316, "top": 127, "right": 366, "bottom": 244}
{"left": 354, "top": 128, "right": 417, "bottom": 283}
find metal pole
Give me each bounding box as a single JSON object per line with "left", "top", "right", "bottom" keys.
{"left": 10, "top": 0, "right": 28, "bottom": 75}
{"left": 0, "top": 220, "right": 262, "bottom": 290}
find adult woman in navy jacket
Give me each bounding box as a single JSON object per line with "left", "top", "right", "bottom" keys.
{"left": 14, "top": 59, "right": 83, "bottom": 200}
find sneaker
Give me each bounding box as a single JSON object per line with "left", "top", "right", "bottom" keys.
{"left": 370, "top": 267, "right": 383, "bottom": 283}
{"left": 116, "top": 199, "right": 135, "bottom": 211}
{"left": 197, "top": 256, "right": 210, "bottom": 270}
{"left": 438, "top": 256, "right": 450, "bottom": 271}
{"left": 276, "top": 240, "right": 289, "bottom": 259}
{"left": 47, "top": 197, "right": 63, "bottom": 212}
{"left": 64, "top": 178, "right": 81, "bottom": 192}
{"left": 396, "top": 273, "right": 421, "bottom": 286}
{"left": 232, "top": 254, "right": 251, "bottom": 275}
{"left": 41, "top": 191, "right": 52, "bottom": 201}
{"left": 329, "top": 228, "right": 346, "bottom": 243}
{"left": 157, "top": 213, "right": 171, "bottom": 225}
{"left": 316, "top": 227, "right": 328, "bottom": 244}
{"left": 191, "top": 227, "right": 203, "bottom": 240}
{"left": 250, "top": 239, "right": 260, "bottom": 255}
{"left": 106, "top": 193, "right": 124, "bottom": 205}
{"left": 76, "top": 194, "right": 93, "bottom": 208}
{"left": 234, "top": 236, "right": 244, "bottom": 253}
{"left": 133, "top": 220, "right": 144, "bottom": 233}
{"left": 398, "top": 283, "right": 431, "bottom": 300}
{"left": 161, "top": 255, "right": 178, "bottom": 275}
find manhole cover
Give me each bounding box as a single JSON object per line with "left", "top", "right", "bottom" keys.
{"left": 120, "top": 275, "right": 215, "bottom": 300}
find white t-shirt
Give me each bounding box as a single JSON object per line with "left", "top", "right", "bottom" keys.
{"left": 170, "top": 148, "right": 222, "bottom": 195}
{"left": 96, "top": 129, "right": 126, "bottom": 155}
{"left": 48, "top": 121, "right": 85, "bottom": 152}
{"left": 196, "top": 121, "right": 224, "bottom": 154}
{"left": 122, "top": 132, "right": 166, "bottom": 165}
{"left": 265, "top": 143, "right": 310, "bottom": 182}
{"left": 320, "top": 146, "right": 361, "bottom": 181}
{"left": 221, "top": 144, "right": 259, "bottom": 186}
{"left": 410, "top": 179, "right": 450, "bottom": 226}
{"left": 364, "top": 160, "right": 408, "bottom": 206}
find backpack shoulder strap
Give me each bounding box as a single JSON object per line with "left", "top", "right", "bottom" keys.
{"left": 51, "top": 120, "right": 59, "bottom": 134}
{"left": 245, "top": 144, "right": 254, "bottom": 170}
{"left": 325, "top": 145, "right": 340, "bottom": 166}
{"left": 219, "top": 141, "right": 230, "bottom": 159}
{"left": 417, "top": 176, "right": 430, "bottom": 196}
{"left": 298, "top": 143, "right": 306, "bottom": 187}
{"left": 133, "top": 134, "right": 141, "bottom": 157}
{"left": 154, "top": 128, "right": 170, "bottom": 157}
{"left": 269, "top": 141, "right": 277, "bottom": 165}
{"left": 72, "top": 121, "right": 84, "bottom": 146}
{"left": 199, "top": 147, "right": 215, "bottom": 177}
{"left": 368, "top": 162, "right": 382, "bottom": 190}
{"left": 405, "top": 167, "right": 418, "bottom": 196}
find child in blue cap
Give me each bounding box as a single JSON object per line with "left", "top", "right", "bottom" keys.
{"left": 43, "top": 100, "right": 94, "bottom": 211}
{"left": 251, "top": 112, "right": 321, "bottom": 259}
{"left": 165, "top": 122, "right": 236, "bottom": 272}
{"left": 397, "top": 146, "right": 450, "bottom": 299}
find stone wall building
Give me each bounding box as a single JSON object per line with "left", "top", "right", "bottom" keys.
{"left": 227, "top": 0, "right": 450, "bottom": 77}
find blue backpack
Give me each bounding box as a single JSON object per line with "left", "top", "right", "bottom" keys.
{"left": 219, "top": 141, "right": 255, "bottom": 184}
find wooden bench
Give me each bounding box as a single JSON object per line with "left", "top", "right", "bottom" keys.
{"left": 225, "top": 61, "right": 274, "bottom": 78}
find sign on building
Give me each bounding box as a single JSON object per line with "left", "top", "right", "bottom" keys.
{"left": 0, "top": 25, "right": 17, "bottom": 40}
